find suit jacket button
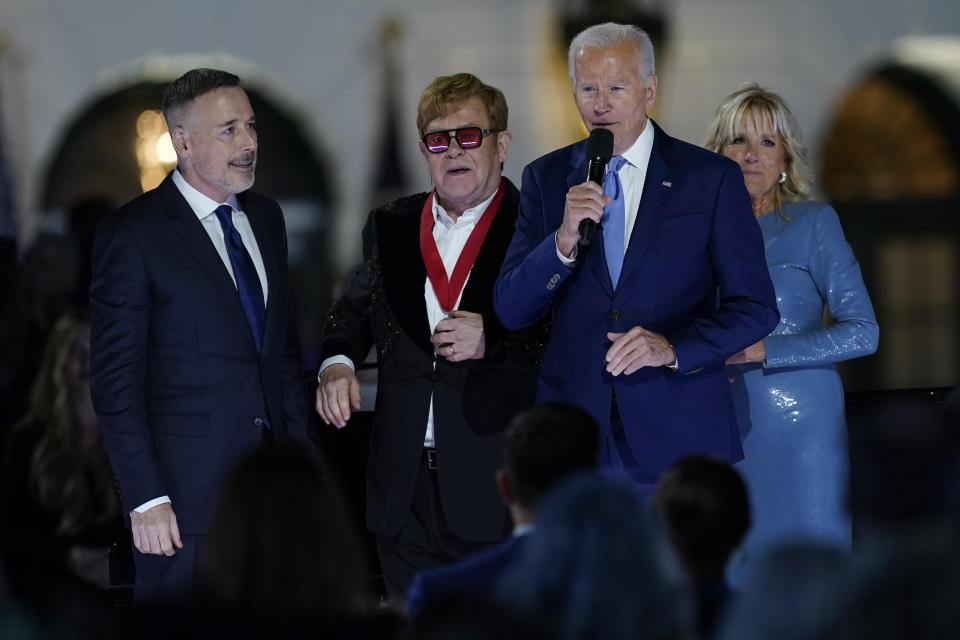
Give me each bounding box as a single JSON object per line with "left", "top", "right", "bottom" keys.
{"left": 253, "top": 417, "right": 265, "bottom": 427}
{"left": 610, "top": 308, "right": 621, "bottom": 320}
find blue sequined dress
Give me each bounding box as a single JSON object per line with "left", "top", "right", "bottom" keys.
{"left": 727, "top": 200, "right": 878, "bottom": 586}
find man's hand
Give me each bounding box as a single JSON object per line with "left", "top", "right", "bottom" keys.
{"left": 725, "top": 341, "right": 766, "bottom": 365}
{"left": 606, "top": 327, "right": 676, "bottom": 375}
{"left": 430, "top": 310, "right": 485, "bottom": 362}
{"left": 130, "top": 503, "right": 182, "bottom": 556}
{"left": 556, "top": 181, "right": 612, "bottom": 257}
{"left": 316, "top": 363, "right": 361, "bottom": 429}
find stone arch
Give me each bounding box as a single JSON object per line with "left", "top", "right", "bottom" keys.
{"left": 820, "top": 55, "right": 960, "bottom": 389}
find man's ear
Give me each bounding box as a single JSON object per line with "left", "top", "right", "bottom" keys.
{"left": 644, "top": 73, "right": 658, "bottom": 110}
{"left": 496, "top": 469, "right": 515, "bottom": 507}
{"left": 171, "top": 125, "right": 189, "bottom": 157}
{"left": 496, "top": 130, "right": 512, "bottom": 165}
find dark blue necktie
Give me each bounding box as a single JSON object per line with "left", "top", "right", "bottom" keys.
{"left": 602, "top": 156, "right": 628, "bottom": 287}
{"left": 213, "top": 205, "right": 265, "bottom": 352}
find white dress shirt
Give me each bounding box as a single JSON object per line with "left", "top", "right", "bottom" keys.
{"left": 135, "top": 170, "right": 268, "bottom": 514}
{"left": 319, "top": 187, "right": 500, "bottom": 448}
{"left": 558, "top": 121, "right": 655, "bottom": 264}
{"left": 172, "top": 169, "right": 269, "bottom": 301}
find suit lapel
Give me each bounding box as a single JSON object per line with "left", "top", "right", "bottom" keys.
{"left": 566, "top": 144, "right": 615, "bottom": 298}
{"left": 378, "top": 196, "right": 433, "bottom": 353}
{"left": 159, "top": 176, "right": 258, "bottom": 352}
{"left": 459, "top": 179, "right": 520, "bottom": 312}
{"left": 618, "top": 121, "right": 676, "bottom": 288}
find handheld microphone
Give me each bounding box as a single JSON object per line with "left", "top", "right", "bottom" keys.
{"left": 578, "top": 128, "right": 614, "bottom": 247}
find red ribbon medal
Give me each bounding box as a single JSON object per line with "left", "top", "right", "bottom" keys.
{"left": 419, "top": 178, "right": 505, "bottom": 313}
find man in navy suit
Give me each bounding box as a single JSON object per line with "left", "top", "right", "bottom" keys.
{"left": 90, "top": 68, "right": 309, "bottom": 600}
{"left": 405, "top": 402, "right": 599, "bottom": 621}
{"left": 494, "top": 23, "right": 778, "bottom": 496}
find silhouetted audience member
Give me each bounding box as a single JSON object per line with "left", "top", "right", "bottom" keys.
{"left": 0, "top": 309, "right": 125, "bottom": 606}
{"left": 0, "top": 237, "right": 14, "bottom": 273}
{"left": 0, "top": 262, "right": 27, "bottom": 435}
{"left": 0, "top": 601, "right": 48, "bottom": 640}
{"left": 407, "top": 596, "right": 549, "bottom": 640}
{"left": 499, "top": 474, "right": 687, "bottom": 640}
{"left": 66, "top": 196, "right": 113, "bottom": 306}
{"left": 716, "top": 542, "right": 849, "bottom": 640}
{"left": 810, "top": 527, "right": 960, "bottom": 640}
{"left": 652, "top": 455, "right": 750, "bottom": 639}
{"left": 0, "top": 564, "right": 44, "bottom": 637}
{"left": 848, "top": 393, "right": 960, "bottom": 537}
{"left": 0, "top": 198, "right": 111, "bottom": 450}
{"left": 406, "top": 402, "right": 600, "bottom": 620}
{"left": 17, "top": 233, "right": 79, "bottom": 341}
{"left": 0, "top": 233, "right": 79, "bottom": 434}
{"left": 198, "top": 445, "right": 399, "bottom": 637}
{"left": 786, "top": 389, "right": 960, "bottom": 640}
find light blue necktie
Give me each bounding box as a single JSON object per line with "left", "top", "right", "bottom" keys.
{"left": 213, "top": 204, "right": 266, "bottom": 353}
{"left": 602, "top": 156, "right": 628, "bottom": 287}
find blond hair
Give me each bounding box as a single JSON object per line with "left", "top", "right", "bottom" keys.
{"left": 705, "top": 82, "right": 811, "bottom": 217}
{"left": 416, "top": 73, "right": 507, "bottom": 137}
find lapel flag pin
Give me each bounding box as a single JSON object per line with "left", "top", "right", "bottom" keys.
{"left": 662, "top": 181, "right": 672, "bottom": 188}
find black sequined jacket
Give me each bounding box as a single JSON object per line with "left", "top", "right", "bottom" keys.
{"left": 320, "top": 178, "right": 549, "bottom": 540}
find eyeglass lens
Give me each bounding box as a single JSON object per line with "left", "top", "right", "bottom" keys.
{"left": 424, "top": 127, "right": 485, "bottom": 153}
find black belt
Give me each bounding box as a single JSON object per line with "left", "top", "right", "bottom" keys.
{"left": 421, "top": 447, "right": 438, "bottom": 470}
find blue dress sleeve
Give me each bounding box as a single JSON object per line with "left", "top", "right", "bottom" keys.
{"left": 763, "top": 203, "right": 879, "bottom": 367}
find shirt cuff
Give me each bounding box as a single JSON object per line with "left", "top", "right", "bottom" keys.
{"left": 666, "top": 345, "right": 678, "bottom": 371}
{"left": 134, "top": 496, "right": 171, "bottom": 513}
{"left": 318, "top": 355, "right": 356, "bottom": 384}
{"left": 555, "top": 231, "right": 578, "bottom": 265}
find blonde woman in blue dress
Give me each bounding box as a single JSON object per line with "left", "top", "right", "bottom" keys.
{"left": 705, "top": 84, "right": 878, "bottom": 586}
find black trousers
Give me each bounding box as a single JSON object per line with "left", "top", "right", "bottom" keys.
{"left": 375, "top": 459, "right": 502, "bottom": 602}
{"left": 133, "top": 533, "right": 205, "bottom": 605}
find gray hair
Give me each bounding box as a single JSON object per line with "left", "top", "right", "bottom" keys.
{"left": 704, "top": 82, "right": 811, "bottom": 216}
{"left": 162, "top": 68, "right": 241, "bottom": 130}
{"left": 568, "top": 22, "right": 656, "bottom": 86}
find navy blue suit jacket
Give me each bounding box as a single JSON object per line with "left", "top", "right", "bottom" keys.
{"left": 406, "top": 533, "right": 528, "bottom": 620}
{"left": 89, "top": 174, "right": 308, "bottom": 534}
{"left": 494, "top": 121, "right": 778, "bottom": 474}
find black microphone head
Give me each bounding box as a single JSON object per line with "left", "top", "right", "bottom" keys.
{"left": 586, "top": 128, "right": 614, "bottom": 162}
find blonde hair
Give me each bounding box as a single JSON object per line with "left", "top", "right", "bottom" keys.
{"left": 416, "top": 73, "right": 508, "bottom": 137}
{"left": 15, "top": 311, "right": 120, "bottom": 536}
{"left": 704, "top": 82, "right": 811, "bottom": 217}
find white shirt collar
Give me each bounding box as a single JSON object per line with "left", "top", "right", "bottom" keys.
{"left": 619, "top": 119, "right": 655, "bottom": 170}
{"left": 431, "top": 184, "right": 499, "bottom": 228}
{"left": 172, "top": 169, "right": 241, "bottom": 220}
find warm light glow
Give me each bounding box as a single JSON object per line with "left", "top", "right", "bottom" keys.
{"left": 139, "top": 166, "right": 167, "bottom": 192}
{"left": 155, "top": 133, "right": 176, "bottom": 163}
{"left": 136, "top": 110, "right": 166, "bottom": 138}
{"left": 135, "top": 109, "right": 177, "bottom": 192}
{"left": 137, "top": 138, "right": 157, "bottom": 163}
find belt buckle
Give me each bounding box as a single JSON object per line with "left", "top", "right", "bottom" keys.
{"left": 426, "top": 448, "right": 438, "bottom": 470}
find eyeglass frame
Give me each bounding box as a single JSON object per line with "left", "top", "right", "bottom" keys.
{"left": 421, "top": 126, "right": 500, "bottom": 154}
